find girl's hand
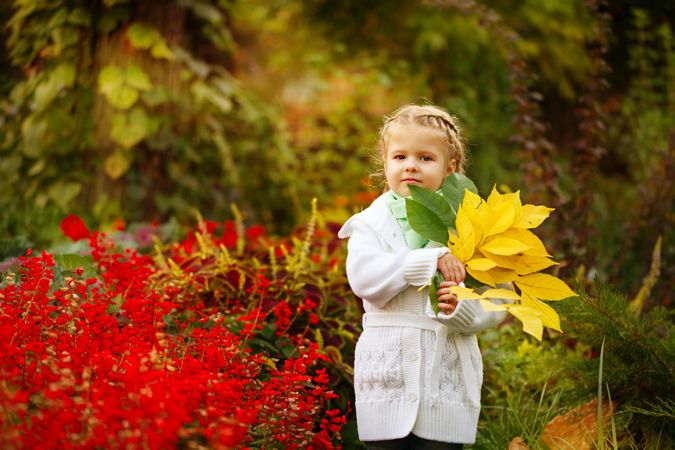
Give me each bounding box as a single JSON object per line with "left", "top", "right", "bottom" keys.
{"left": 437, "top": 281, "right": 459, "bottom": 314}
{"left": 437, "top": 253, "right": 466, "bottom": 283}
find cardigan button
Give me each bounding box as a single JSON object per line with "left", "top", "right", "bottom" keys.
{"left": 407, "top": 393, "right": 418, "bottom": 402}
{"left": 407, "top": 353, "right": 418, "bottom": 362}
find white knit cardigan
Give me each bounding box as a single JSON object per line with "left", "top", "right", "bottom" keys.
{"left": 338, "top": 191, "right": 506, "bottom": 444}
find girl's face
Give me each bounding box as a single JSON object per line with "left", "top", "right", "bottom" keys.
{"left": 384, "top": 124, "right": 456, "bottom": 197}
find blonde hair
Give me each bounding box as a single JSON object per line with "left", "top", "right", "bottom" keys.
{"left": 375, "top": 104, "right": 467, "bottom": 176}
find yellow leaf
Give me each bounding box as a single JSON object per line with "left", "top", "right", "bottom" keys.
{"left": 466, "top": 267, "right": 496, "bottom": 286}
{"left": 521, "top": 294, "right": 562, "bottom": 332}
{"left": 479, "top": 299, "right": 508, "bottom": 311}
{"left": 468, "top": 266, "right": 518, "bottom": 287}
{"left": 481, "top": 250, "right": 557, "bottom": 275}
{"left": 485, "top": 267, "right": 519, "bottom": 284}
{"left": 503, "top": 191, "right": 523, "bottom": 210}
{"left": 447, "top": 230, "right": 468, "bottom": 263}
{"left": 512, "top": 204, "right": 554, "bottom": 229}
{"left": 480, "top": 237, "right": 530, "bottom": 255}
{"left": 515, "top": 273, "right": 577, "bottom": 301}
{"left": 481, "top": 288, "right": 521, "bottom": 301}
{"left": 506, "top": 304, "right": 544, "bottom": 341}
{"left": 467, "top": 258, "right": 497, "bottom": 271}
{"left": 462, "top": 188, "right": 483, "bottom": 211}
{"left": 461, "top": 191, "right": 485, "bottom": 245}
{"left": 484, "top": 199, "right": 516, "bottom": 237}
{"left": 486, "top": 185, "right": 503, "bottom": 207}
{"left": 501, "top": 228, "right": 550, "bottom": 257}
{"left": 448, "top": 207, "right": 477, "bottom": 263}
{"left": 449, "top": 286, "right": 483, "bottom": 300}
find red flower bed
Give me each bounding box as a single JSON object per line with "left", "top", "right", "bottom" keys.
{"left": 0, "top": 224, "right": 347, "bottom": 449}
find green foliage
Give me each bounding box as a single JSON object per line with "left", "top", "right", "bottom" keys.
{"left": 555, "top": 279, "right": 675, "bottom": 444}
{"left": 0, "top": 0, "right": 298, "bottom": 248}
{"left": 148, "top": 209, "right": 363, "bottom": 447}
{"left": 405, "top": 173, "right": 479, "bottom": 245}
{"left": 493, "top": 0, "right": 596, "bottom": 98}
{"left": 441, "top": 173, "right": 479, "bottom": 212}
{"left": 476, "top": 323, "right": 576, "bottom": 449}
{"left": 296, "top": 0, "right": 595, "bottom": 188}
{"left": 408, "top": 184, "right": 455, "bottom": 227}
{"left": 594, "top": 9, "right": 675, "bottom": 301}
{"left": 405, "top": 198, "right": 449, "bottom": 245}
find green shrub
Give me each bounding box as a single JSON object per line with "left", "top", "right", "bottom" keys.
{"left": 555, "top": 280, "right": 675, "bottom": 447}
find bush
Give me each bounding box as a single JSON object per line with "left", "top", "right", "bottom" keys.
{"left": 0, "top": 211, "right": 354, "bottom": 448}
{"left": 555, "top": 280, "right": 675, "bottom": 447}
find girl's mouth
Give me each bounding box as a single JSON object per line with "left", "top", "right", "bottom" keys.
{"left": 402, "top": 179, "right": 421, "bottom": 183}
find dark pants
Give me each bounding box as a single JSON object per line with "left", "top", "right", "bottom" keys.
{"left": 366, "top": 434, "right": 463, "bottom": 450}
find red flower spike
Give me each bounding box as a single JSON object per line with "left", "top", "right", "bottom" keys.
{"left": 112, "top": 217, "right": 126, "bottom": 231}
{"left": 1, "top": 218, "right": 348, "bottom": 449}
{"left": 245, "top": 224, "right": 265, "bottom": 241}
{"left": 60, "top": 214, "right": 91, "bottom": 241}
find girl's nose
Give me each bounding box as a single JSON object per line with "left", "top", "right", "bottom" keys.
{"left": 405, "top": 159, "right": 419, "bottom": 171}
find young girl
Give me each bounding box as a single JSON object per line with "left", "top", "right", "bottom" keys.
{"left": 338, "top": 104, "right": 506, "bottom": 449}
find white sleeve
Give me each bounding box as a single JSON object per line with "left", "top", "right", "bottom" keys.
{"left": 345, "top": 220, "right": 449, "bottom": 308}
{"left": 434, "top": 283, "right": 512, "bottom": 333}
{"left": 435, "top": 300, "right": 507, "bottom": 334}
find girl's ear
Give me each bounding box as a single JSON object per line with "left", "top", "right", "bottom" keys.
{"left": 446, "top": 158, "right": 457, "bottom": 175}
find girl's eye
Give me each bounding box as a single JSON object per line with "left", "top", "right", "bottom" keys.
{"left": 421, "top": 155, "right": 433, "bottom": 161}
{"left": 393, "top": 155, "right": 405, "bottom": 160}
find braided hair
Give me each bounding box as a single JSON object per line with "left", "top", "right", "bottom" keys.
{"left": 377, "top": 104, "right": 467, "bottom": 174}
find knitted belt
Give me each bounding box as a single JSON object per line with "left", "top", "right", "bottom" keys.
{"left": 362, "top": 312, "right": 479, "bottom": 407}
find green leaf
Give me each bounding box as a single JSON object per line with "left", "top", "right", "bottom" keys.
{"left": 110, "top": 107, "right": 158, "bottom": 148}
{"left": 127, "top": 23, "right": 159, "bottom": 49}
{"left": 314, "top": 328, "right": 324, "bottom": 349}
{"left": 428, "top": 271, "right": 445, "bottom": 315}
{"left": 190, "top": 80, "right": 211, "bottom": 103}
{"left": 441, "top": 173, "right": 478, "bottom": 212}
{"left": 208, "top": 91, "right": 233, "bottom": 113}
{"left": 48, "top": 181, "right": 81, "bottom": 209}
{"left": 68, "top": 8, "right": 90, "bottom": 26}
{"left": 405, "top": 198, "right": 449, "bottom": 244}
{"left": 51, "top": 27, "right": 79, "bottom": 55}
{"left": 106, "top": 85, "right": 138, "bottom": 110}
{"left": 34, "top": 63, "right": 77, "bottom": 111}
{"left": 47, "top": 9, "right": 68, "bottom": 28}
{"left": 126, "top": 65, "right": 151, "bottom": 91}
{"left": 104, "top": 148, "right": 133, "bottom": 180}
{"left": 110, "top": 113, "right": 131, "bottom": 148}
{"left": 408, "top": 184, "right": 457, "bottom": 227}
{"left": 21, "top": 115, "right": 48, "bottom": 157}
{"left": 151, "top": 39, "right": 174, "bottom": 60}
{"left": 324, "top": 345, "right": 343, "bottom": 363}
{"left": 32, "top": 77, "right": 59, "bottom": 112}
{"left": 107, "top": 294, "right": 124, "bottom": 315}
{"left": 189, "top": 2, "right": 224, "bottom": 24}
{"left": 27, "top": 159, "right": 46, "bottom": 176}
{"left": 141, "top": 87, "right": 170, "bottom": 106}
{"left": 52, "top": 63, "right": 76, "bottom": 88}
{"left": 53, "top": 254, "right": 96, "bottom": 277}
{"left": 98, "top": 65, "right": 124, "bottom": 94}
{"left": 97, "top": 6, "right": 130, "bottom": 34}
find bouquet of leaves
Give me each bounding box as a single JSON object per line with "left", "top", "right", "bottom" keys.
{"left": 406, "top": 173, "right": 576, "bottom": 340}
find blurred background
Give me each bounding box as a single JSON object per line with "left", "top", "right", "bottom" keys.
{"left": 0, "top": 0, "right": 672, "bottom": 309}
